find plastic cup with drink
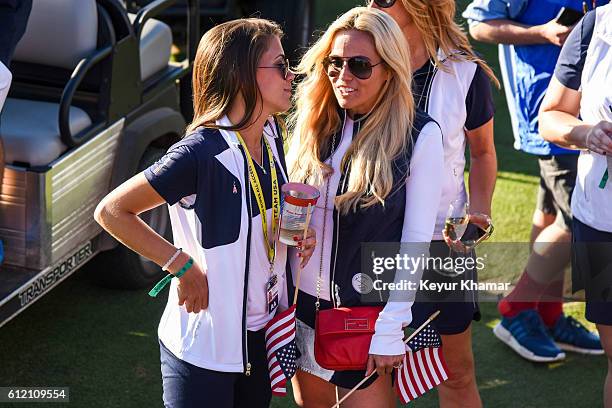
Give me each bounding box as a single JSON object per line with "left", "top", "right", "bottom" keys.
{"left": 279, "top": 182, "right": 320, "bottom": 246}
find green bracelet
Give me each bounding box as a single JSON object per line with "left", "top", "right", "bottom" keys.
{"left": 148, "top": 257, "right": 194, "bottom": 298}
{"left": 599, "top": 169, "right": 608, "bottom": 189}
{"left": 175, "top": 257, "right": 193, "bottom": 278}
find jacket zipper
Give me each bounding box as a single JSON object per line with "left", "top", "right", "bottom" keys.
{"left": 330, "top": 113, "right": 358, "bottom": 308}
{"left": 426, "top": 61, "right": 475, "bottom": 310}
{"left": 331, "top": 199, "right": 341, "bottom": 308}
{"left": 239, "top": 144, "right": 252, "bottom": 376}
{"left": 239, "top": 131, "right": 285, "bottom": 376}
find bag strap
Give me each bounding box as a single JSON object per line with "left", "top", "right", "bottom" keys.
{"left": 316, "top": 129, "right": 339, "bottom": 312}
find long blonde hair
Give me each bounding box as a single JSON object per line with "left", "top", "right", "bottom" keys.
{"left": 288, "top": 7, "right": 415, "bottom": 215}
{"left": 396, "top": 0, "right": 500, "bottom": 88}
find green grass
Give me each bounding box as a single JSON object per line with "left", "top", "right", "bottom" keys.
{"left": 0, "top": 1, "right": 605, "bottom": 407}
{"left": 0, "top": 276, "right": 603, "bottom": 408}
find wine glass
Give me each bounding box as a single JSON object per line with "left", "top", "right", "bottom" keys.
{"left": 445, "top": 199, "right": 469, "bottom": 243}
{"left": 439, "top": 199, "right": 469, "bottom": 277}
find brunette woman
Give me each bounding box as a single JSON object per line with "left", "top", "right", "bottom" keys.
{"left": 95, "top": 18, "right": 315, "bottom": 408}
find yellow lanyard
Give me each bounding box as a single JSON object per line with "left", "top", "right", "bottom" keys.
{"left": 235, "top": 132, "right": 280, "bottom": 265}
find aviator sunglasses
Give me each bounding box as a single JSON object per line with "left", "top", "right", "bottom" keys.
{"left": 370, "top": 0, "right": 397, "bottom": 8}
{"left": 258, "top": 58, "right": 293, "bottom": 80}
{"left": 323, "top": 56, "right": 384, "bottom": 80}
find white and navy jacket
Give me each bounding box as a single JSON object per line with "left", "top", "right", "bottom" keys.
{"left": 144, "top": 116, "right": 289, "bottom": 373}
{"left": 555, "top": 5, "right": 612, "bottom": 232}
{"left": 412, "top": 49, "right": 495, "bottom": 240}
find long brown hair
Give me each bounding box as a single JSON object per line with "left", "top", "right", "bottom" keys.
{"left": 288, "top": 7, "right": 415, "bottom": 215}
{"left": 186, "top": 18, "right": 283, "bottom": 133}
{"left": 396, "top": 0, "right": 500, "bottom": 88}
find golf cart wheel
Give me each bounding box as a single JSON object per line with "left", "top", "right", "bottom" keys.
{"left": 94, "top": 147, "right": 172, "bottom": 289}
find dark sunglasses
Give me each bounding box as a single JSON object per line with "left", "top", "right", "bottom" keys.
{"left": 323, "top": 56, "right": 383, "bottom": 80}
{"left": 258, "top": 58, "right": 293, "bottom": 80}
{"left": 370, "top": 0, "right": 396, "bottom": 8}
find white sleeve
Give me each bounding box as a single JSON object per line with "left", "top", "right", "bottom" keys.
{"left": 0, "top": 62, "right": 12, "bottom": 112}
{"left": 369, "top": 121, "right": 444, "bottom": 356}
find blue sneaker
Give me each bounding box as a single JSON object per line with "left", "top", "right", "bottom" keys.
{"left": 550, "top": 314, "right": 604, "bottom": 355}
{"left": 493, "top": 309, "right": 565, "bottom": 362}
{"left": 0, "top": 239, "right": 3, "bottom": 265}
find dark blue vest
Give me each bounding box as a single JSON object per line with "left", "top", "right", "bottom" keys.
{"left": 329, "top": 110, "right": 439, "bottom": 307}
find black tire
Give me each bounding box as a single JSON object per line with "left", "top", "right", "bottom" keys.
{"left": 93, "top": 147, "right": 172, "bottom": 289}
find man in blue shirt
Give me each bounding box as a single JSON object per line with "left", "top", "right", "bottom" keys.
{"left": 463, "top": 0, "right": 606, "bottom": 362}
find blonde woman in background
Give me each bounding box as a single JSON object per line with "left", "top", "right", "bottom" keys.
{"left": 287, "top": 7, "right": 444, "bottom": 408}
{"left": 370, "top": 0, "right": 499, "bottom": 406}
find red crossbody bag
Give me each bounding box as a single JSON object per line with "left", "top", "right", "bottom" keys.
{"left": 314, "top": 306, "right": 382, "bottom": 371}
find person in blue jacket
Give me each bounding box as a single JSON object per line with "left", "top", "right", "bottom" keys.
{"left": 463, "top": 0, "right": 606, "bottom": 362}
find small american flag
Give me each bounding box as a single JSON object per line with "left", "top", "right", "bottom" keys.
{"left": 264, "top": 304, "right": 298, "bottom": 396}
{"left": 395, "top": 323, "right": 449, "bottom": 404}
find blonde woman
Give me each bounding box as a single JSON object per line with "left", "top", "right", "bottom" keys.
{"left": 287, "top": 7, "right": 444, "bottom": 408}
{"left": 370, "top": 0, "right": 498, "bottom": 406}
{"left": 95, "top": 19, "right": 316, "bottom": 408}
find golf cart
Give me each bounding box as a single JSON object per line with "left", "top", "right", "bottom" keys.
{"left": 0, "top": 0, "right": 201, "bottom": 328}
{"left": 126, "top": 0, "right": 315, "bottom": 62}
{"left": 0, "top": 0, "right": 314, "bottom": 328}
